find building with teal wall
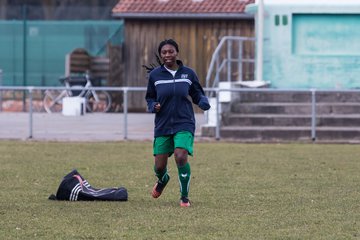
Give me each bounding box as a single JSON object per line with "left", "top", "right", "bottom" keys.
{"left": 0, "top": 21, "right": 123, "bottom": 86}
{"left": 247, "top": 0, "right": 360, "bottom": 89}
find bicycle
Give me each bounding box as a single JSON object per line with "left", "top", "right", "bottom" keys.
{"left": 43, "top": 73, "right": 112, "bottom": 113}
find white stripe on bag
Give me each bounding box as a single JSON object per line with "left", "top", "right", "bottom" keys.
{"left": 73, "top": 187, "right": 81, "bottom": 201}
{"left": 70, "top": 184, "right": 81, "bottom": 201}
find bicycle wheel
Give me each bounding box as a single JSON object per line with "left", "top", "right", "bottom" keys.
{"left": 43, "top": 90, "right": 65, "bottom": 113}
{"left": 85, "top": 90, "right": 112, "bottom": 113}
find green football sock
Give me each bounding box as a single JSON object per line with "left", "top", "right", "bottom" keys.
{"left": 177, "top": 162, "right": 191, "bottom": 197}
{"left": 154, "top": 166, "right": 169, "bottom": 184}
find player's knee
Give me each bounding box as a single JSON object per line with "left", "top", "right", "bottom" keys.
{"left": 174, "top": 148, "right": 188, "bottom": 166}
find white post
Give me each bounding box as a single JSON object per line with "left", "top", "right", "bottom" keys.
{"left": 0, "top": 69, "right": 2, "bottom": 111}
{"left": 256, "top": 0, "right": 264, "bottom": 81}
{"left": 65, "top": 54, "right": 70, "bottom": 77}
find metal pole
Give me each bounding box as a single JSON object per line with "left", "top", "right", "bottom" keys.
{"left": 28, "top": 87, "right": 33, "bottom": 139}
{"left": 215, "top": 88, "right": 220, "bottom": 140}
{"left": 123, "top": 88, "right": 128, "bottom": 140}
{"left": 311, "top": 89, "right": 316, "bottom": 141}
{"left": 22, "top": 4, "right": 27, "bottom": 112}
{"left": 238, "top": 40, "right": 243, "bottom": 82}
{"left": 215, "top": 55, "right": 220, "bottom": 86}
{"left": 256, "top": 0, "right": 264, "bottom": 81}
{"left": 0, "top": 69, "right": 2, "bottom": 112}
{"left": 227, "top": 40, "right": 232, "bottom": 82}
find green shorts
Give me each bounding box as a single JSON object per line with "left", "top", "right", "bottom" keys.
{"left": 153, "top": 131, "right": 194, "bottom": 156}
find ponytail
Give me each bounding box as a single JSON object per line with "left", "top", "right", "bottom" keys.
{"left": 142, "top": 53, "right": 162, "bottom": 73}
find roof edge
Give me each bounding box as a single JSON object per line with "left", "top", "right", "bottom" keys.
{"left": 111, "top": 13, "right": 254, "bottom": 20}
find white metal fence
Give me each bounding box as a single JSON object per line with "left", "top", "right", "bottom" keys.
{"left": 1, "top": 86, "right": 360, "bottom": 141}
{"left": 0, "top": 86, "right": 146, "bottom": 140}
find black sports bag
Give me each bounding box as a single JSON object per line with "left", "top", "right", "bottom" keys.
{"left": 49, "top": 169, "right": 128, "bottom": 201}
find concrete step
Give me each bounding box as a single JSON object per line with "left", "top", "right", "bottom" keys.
{"left": 235, "top": 91, "right": 360, "bottom": 103}
{"left": 224, "top": 114, "right": 360, "bottom": 127}
{"left": 237, "top": 91, "right": 312, "bottom": 103}
{"left": 317, "top": 115, "right": 360, "bottom": 127}
{"left": 201, "top": 125, "right": 360, "bottom": 142}
{"left": 202, "top": 91, "right": 360, "bottom": 142}
{"left": 315, "top": 127, "right": 360, "bottom": 142}
{"left": 220, "top": 126, "right": 311, "bottom": 141}
{"left": 230, "top": 102, "right": 360, "bottom": 114}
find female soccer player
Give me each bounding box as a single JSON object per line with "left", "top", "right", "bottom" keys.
{"left": 145, "top": 39, "right": 210, "bottom": 207}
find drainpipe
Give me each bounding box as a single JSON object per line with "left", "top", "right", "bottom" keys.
{"left": 256, "top": 0, "right": 264, "bottom": 81}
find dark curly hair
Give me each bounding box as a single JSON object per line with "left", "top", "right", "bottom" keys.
{"left": 157, "top": 39, "right": 179, "bottom": 55}
{"left": 143, "top": 39, "right": 180, "bottom": 73}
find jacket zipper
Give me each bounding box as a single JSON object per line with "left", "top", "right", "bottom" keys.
{"left": 170, "top": 73, "right": 176, "bottom": 134}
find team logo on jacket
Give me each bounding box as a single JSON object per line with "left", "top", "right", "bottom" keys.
{"left": 181, "top": 74, "right": 188, "bottom": 79}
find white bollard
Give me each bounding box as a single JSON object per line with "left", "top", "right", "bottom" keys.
{"left": 206, "top": 97, "right": 219, "bottom": 126}
{"left": 62, "top": 97, "right": 86, "bottom": 116}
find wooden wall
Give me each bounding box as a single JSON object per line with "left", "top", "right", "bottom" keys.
{"left": 121, "top": 18, "right": 255, "bottom": 111}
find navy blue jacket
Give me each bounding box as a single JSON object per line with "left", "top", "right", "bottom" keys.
{"left": 145, "top": 60, "right": 210, "bottom": 137}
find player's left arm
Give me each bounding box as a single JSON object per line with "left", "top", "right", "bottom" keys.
{"left": 189, "top": 73, "right": 211, "bottom": 111}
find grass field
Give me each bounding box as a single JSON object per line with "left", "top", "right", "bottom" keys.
{"left": 0, "top": 141, "right": 359, "bottom": 240}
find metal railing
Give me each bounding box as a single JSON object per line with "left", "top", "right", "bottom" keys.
{"left": 0, "top": 86, "right": 146, "bottom": 140}
{"left": 205, "top": 36, "right": 256, "bottom": 93}
{"left": 1, "top": 86, "right": 360, "bottom": 141}
{"left": 203, "top": 87, "right": 360, "bottom": 141}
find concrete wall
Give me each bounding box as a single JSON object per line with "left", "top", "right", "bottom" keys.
{"left": 247, "top": 0, "right": 360, "bottom": 89}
